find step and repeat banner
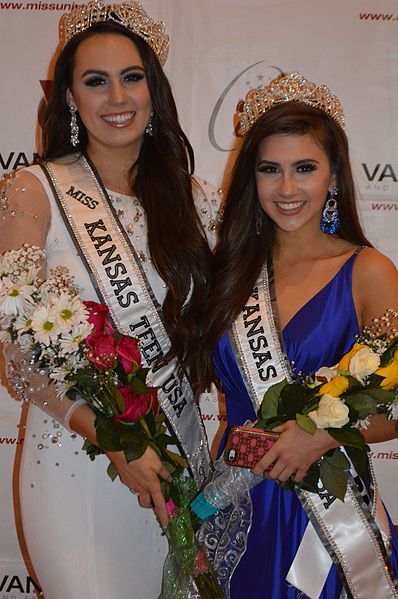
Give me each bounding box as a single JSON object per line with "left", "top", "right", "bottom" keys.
{"left": 0, "top": 0, "right": 397, "bottom": 596}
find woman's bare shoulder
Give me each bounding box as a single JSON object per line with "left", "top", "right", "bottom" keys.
{"left": 354, "top": 246, "right": 397, "bottom": 277}
{"left": 353, "top": 247, "right": 398, "bottom": 324}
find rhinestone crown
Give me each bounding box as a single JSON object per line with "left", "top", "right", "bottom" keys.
{"left": 60, "top": 0, "right": 169, "bottom": 66}
{"left": 238, "top": 71, "right": 345, "bottom": 135}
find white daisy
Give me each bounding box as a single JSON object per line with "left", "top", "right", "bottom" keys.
{"left": 30, "top": 305, "right": 59, "bottom": 346}
{"left": 50, "top": 355, "right": 87, "bottom": 396}
{"left": 52, "top": 292, "right": 88, "bottom": 333}
{"left": 14, "top": 313, "right": 34, "bottom": 335}
{"left": 388, "top": 398, "right": 398, "bottom": 421}
{"left": 59, "top": 322, "right": 92, "bottom": 356}
{"left": 353, "top": 417, "right": 371, "bottom": 430}
{"left": 0, "top": 328, "right": 12, "bottom": 343}
{"left": 53, "top": 379, "right": 75, "bottom": 399}
{"left": 0, "top": 277, "right": 35, "bottom": 316}
{"left": 18, "top": 333, "right": 36, "bottom": 353}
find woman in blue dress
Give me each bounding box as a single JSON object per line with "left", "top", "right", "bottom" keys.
{"left": 189, "top": 72, "right": 398, "bottom": 598}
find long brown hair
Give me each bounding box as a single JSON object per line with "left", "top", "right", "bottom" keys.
{"left": 188, "top": 102, "right": 371, "bottom": 391}
{"left": 42, "top": 21, "right": 212, "bottom": 363}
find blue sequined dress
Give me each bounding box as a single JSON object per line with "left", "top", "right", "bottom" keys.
{"left": 213, "top": 253, "right": 398, "bottom": 598}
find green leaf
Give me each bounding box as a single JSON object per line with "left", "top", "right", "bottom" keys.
{"left": 279, "top": 383, "right": 311, "bottom": 418}
{"left": 155, "top": 412, "right": 166, "bottom": 432}
{"left": 367, "top": 373, "right": 385, "bottom": 387}
{"left": 95, "top": 414, "right": 123, "bottom": 452}
{"left": 259, "top": 379, "right": 289, "bottom": 420}
{"left": 279, "top": 479, "right": 296, "bottom": 493}
{"left": 324, "top": 448, "right": 350, "bottom": 471}
{"left": 124, "top": 436, "right": 148, "bottom": 462}
{"left": 106, "top": 461, "right": 118, "bottom": 481}
{"left": 363, "top": 388, "right": 395, "bottom": 404}
{"left": 130, "top": 376, "right": 151, "bottom": 395}
{"left": 299, "top": 462, "right": 320, "bottom": 494}
{"left": 380, "top": 337, "right": 398, "bottom": 366}
{"left": 301, "top": 394, "right": 322, "bottom": 415}
{"left": 320, "top": 459, "right": 348, "bottom": 501}
{"left": 345, "top": 445, "right": 370, "bottom": 480}
{"left": 344, "top": 392, "right": 378, "bottom": 419}
{"left": 296, "top": 413, "right": 316, "bottom": 435}
{"left": 145, "top": 409, "right": 156, "bottom": 437}
{"left": 82, "top": 439, "right": 103, "bottom": 461}
{"left": 328, "top": 427, "right": 366, "bottom": 449}
{"left": 119, "top": 422, "right": 145, "bottom": 446}
{"left": 155, "top": 433, "right": 177, "bottom": 448}
{"left": 135, "top": 367, "right": 150, "bottom": 381}
{"left": 163, "top": 448, "right": 189, "bottom": 469}
{"left": 255, "top": 417, "right": 286, "bottom": 429}
{"left": 113, "top": 388, "right": 126, "bottom": 413}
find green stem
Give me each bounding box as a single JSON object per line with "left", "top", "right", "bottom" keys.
{"left": 140, "top": 416, "right": 152, "bottom": 440}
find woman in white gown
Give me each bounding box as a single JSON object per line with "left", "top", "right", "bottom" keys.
{"left": 0, "top": 2, "right": 221, "bottom": 597}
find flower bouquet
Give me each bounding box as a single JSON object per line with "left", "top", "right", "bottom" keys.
{"left": 0, "top": 244, "right": 222, "bottom": 599}
{"left": 191, "top": 318, "right": 398, "bottom": 522}
{"left": 254, "top": 333, "right": 398, "bottom": 500}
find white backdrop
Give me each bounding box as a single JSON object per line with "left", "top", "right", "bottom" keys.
{"left": 0, "top": 1, "right": 397, "bottom": 596}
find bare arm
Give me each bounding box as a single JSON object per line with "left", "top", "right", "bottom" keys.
{"left": 254, "top": 248, "right": 398, "bottom": 480}
{"left": 353, "top": 247, "right": 398, "bottom": 443}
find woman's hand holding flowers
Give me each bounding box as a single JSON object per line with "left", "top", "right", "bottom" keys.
{"left": 107, "top": 446, "right": 171, "bottom": 528}
{"left": 252, "top": 420, "right": 339, "bottom": 482}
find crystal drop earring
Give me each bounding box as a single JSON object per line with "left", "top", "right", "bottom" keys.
{"left": 69, "top": 106, "right": 79, "bottom": 147}
{"left": 145, "top": 111, "right": 154, "bottom": 136}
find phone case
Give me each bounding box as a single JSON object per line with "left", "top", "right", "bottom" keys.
{"left": 224, "top": 425, "right": 279, "bottom": 468}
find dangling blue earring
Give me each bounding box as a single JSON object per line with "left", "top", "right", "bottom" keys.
{"left": 320, "top": 186, "right": 340, "bottom": 234}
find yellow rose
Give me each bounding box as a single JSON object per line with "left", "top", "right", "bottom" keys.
{"left": 376, "top": 355, "right": 398, "bottom": 391}
{"left": 338, "top": 343, "right": 367, "bottom": 372}
{"left": 308, "top": 395, "right": 350, "bottom": 429}
{"left": 318, "top": 375, "right": 349, "bottom": 398}
{"left": 348, "top": 347, "right": 380, "bottom": 384}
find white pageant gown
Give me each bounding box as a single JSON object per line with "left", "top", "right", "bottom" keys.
{"left": 5, "top": 163, "right": 220, "bottom": 599}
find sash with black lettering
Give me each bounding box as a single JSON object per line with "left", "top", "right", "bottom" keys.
{"left": 40, "top": 155, "right": 211, "bottom": 484}
{"left": 230, "top": 265, "right": 398, "bottom": 598}
{"left": 229, "top": 263, "right": 289, "bottom": 411}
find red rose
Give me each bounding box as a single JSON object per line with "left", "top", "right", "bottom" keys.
{"left": 114, "top": 385, "right": 151, "bottom": 424}
{"left": 84, "top": 301, "right": 114, "bottom": 334}
{"left": 115, "top": 335, "right": 142, "bottom": 374}
{"left": 85, "top": 332, "right": 116, "bottom": 370}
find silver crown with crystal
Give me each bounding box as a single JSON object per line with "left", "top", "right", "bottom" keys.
{"left": 238, "top": 71, "right": 345, "bottom": 135}
{"left": 60, "top": 0, "right": 169, "bottom": 66}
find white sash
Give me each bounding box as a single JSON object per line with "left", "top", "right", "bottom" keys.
{"left": 232, "top": 265, "right": 398, "bottom": 598}
{"left": 41, "top": 155, "right": 211, "bottom": 484}
{"left": 230, "top": 263, "right": 290, "bottom": 411}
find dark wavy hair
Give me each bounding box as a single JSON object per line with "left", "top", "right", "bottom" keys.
{"left": 188, "top": 101, "right": 371, "bottom": 391}
{"left": 42, "top": 21, "right": 212, "bottom": 363}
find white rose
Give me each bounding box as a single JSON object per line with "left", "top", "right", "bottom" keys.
{"left": 314, "top": 366, "right": 337, "bottom": 385}
{"left": 308, "top": 394, "right": 350, "bottom": 429}
{"left": 349, "top": 348, "right": 380, "bottom": 384}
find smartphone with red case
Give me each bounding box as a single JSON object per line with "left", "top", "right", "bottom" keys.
{"left": 224, "top": 425, "right": 279, "bottom": 468}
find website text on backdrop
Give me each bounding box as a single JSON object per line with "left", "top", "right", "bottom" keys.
{"left": 0, "top": 1, "right": 222, "bottom": 597}
{"left": 187, "top": 72, "right": 398, "bottom": 598}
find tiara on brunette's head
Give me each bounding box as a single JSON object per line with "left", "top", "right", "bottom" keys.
{"left": 59, "top": 0, "right": 169, "bottom": 66}
{"left": 237, "top": 71, "right": 345, "bottom": 134}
